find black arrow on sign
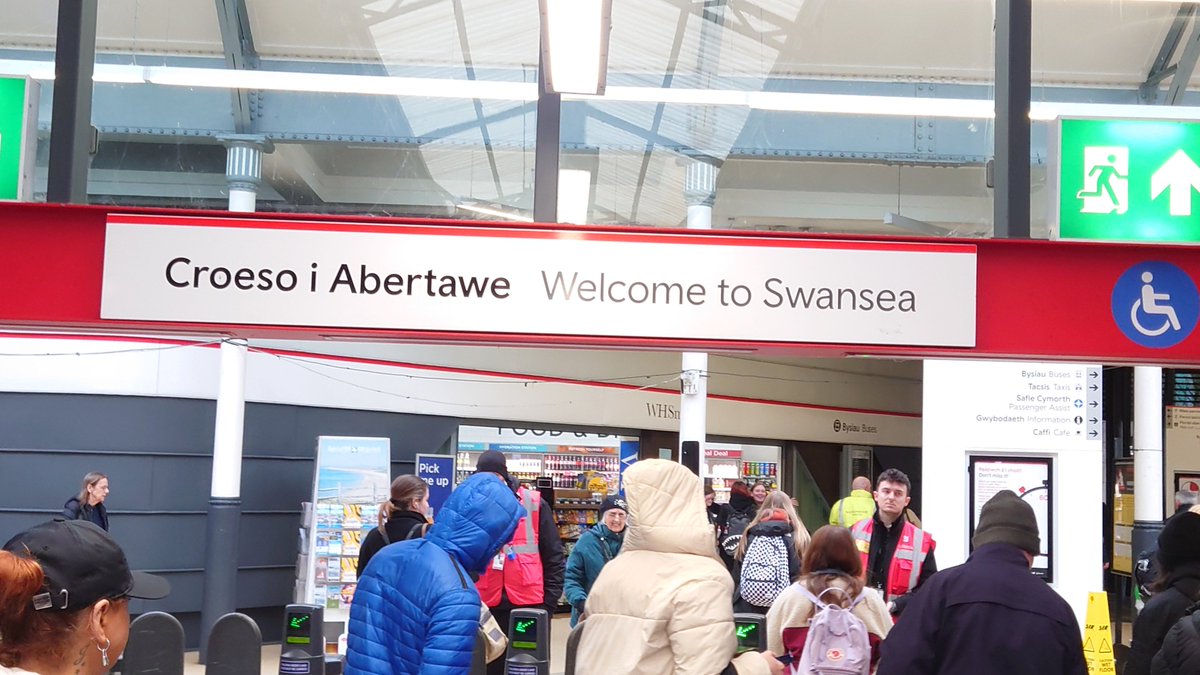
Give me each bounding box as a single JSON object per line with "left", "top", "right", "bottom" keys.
{"left": 1090, "top": 384, "right": 1099, "bottom": 391}
{"left": 1090, "top": 401, "right": 1099, "bottom": 408}
{"left": 1090, "top": 371, "right": 1099, "bottom": 379}
{"left": 1089, "top": 417, "right": 1099, "bottom": 424}
{"left": 1089, "top": 430, "right": 1099, "bottom": 438}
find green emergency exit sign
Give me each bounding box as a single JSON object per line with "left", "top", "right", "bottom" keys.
{"left": 1057, "top": 118, "right": 1200, "bottom": 243}
{"left": 0, "top": 76, "right": 37, "bottom": 201}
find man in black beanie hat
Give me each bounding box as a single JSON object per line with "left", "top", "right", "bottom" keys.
{"left": 879, "top": 490, "right": 1087, "bottom": 675}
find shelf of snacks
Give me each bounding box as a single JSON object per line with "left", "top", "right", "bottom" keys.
{"left": 455, "top": 450, "right": 544, "bottom": 485}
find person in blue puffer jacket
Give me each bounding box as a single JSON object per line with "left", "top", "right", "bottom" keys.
{"left": 345, "top": 471, "right": 524, "bottom": 675}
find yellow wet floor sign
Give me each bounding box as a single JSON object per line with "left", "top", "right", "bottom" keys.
{"left": 1084, "top": 592, "right": 1116, "bottom": 674}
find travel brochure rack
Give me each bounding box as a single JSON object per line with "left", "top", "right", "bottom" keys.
{"left": 296, "top": 437, "right": 391, "bottom": 626}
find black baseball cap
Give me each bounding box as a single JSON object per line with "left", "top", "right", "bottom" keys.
{"left": 3, "top": 519, "right": 170, "bottom": 611}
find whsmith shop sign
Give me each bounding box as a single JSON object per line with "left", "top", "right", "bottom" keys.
{"left": 1056, "top": 117, "right": 1200, "bottom": 243}
{"left": 100, "top": 214, "right": 978, "bottom": 348}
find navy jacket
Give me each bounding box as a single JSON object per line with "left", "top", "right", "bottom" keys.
{"left": 345, "top": 474, "right": 523, "bottom": 675}
{"left": 878, "top": 543, "right": 1087, "bottom": 675}
{"left": 62, "top": 497, "right": 108, "bottom": 531}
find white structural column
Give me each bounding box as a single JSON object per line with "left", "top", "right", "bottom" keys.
{"left": 1132, "top": 365, "right": 1165, "bottom": 592}
{"left": 220, "top": 135, "right": 273, "bottom": 213}
{"left": 679, "top": 160, "right": 716, "bottom": 457}
{"left": 1134, "top": 366, "right": 1165, "bottom": 523}
{"left": 198, "top": 336, "right": 249, "bottom": 662}
{"left": 212, "top": 339, "right": 249, "bottom": 498}
{"left": 198, "top": 336, "right": 250, "bottom": 659}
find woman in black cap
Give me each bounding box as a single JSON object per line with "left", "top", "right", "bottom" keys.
{"left": 0, "top": 519, "right": 169, "bottom": 675}
{"left": 1126, "top": 508, "right": 1200, "bottom": 675}
{"left": 563, "top": 494, "right": 627, "bottom": 627}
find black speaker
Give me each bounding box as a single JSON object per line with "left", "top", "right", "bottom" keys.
{"left": 680, "top": 440, "right": 700, "bottom": 475}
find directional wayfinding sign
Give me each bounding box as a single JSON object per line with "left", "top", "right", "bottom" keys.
{"left": 0, "top": 76, "right": 37, "bottom": 201}
{"left": 1057, "top": 118, "right": 1200, "bottom": 242}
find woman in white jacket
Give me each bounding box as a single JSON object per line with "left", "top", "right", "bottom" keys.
{"left": 575, "top": 459, "right": 783, "bottom": 675}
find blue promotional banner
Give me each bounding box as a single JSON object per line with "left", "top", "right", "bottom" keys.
{"left": 619, "top": 440, "right": 639, "bottom": 495}
{"left": 416, "top": 453, "right": 455, "bottom": 518}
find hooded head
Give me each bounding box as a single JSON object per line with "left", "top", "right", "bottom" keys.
{"left": 425, "top": 473, "right": 524, "bottom": 574}
{"left": 1157, "top": 511, "right": 1200, "bottom": 572}
{"left": 620, "top": 459, "right": 718, "bottom": 558}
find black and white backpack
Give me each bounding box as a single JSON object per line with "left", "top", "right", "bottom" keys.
{"left": 739, "top": 535, "right": 791, "bottom": 607}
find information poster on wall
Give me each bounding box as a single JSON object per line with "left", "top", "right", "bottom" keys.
{"left": 1113, "top": 461, "right": 1134, "bottom": 575}
{"left": 416, "top": 453, "right": 454, "bottom": 517}
{"left": 968, "top": 455, "right": 1054, "bottom": 581}
{"left": 305, "top": 436, "right": 391, "bottom": 616}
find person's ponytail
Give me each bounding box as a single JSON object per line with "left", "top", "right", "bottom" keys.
{"left": 0, "top": 550, "right": 77, "bottom": 665}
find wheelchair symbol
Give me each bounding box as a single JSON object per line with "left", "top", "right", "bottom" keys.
{"left": 1131, "top": 272, "right": 1182, "bottom": 337}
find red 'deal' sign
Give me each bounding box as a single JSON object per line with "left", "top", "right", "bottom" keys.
{"left": 705, "top": 448, "right": 742, "bottom": 459}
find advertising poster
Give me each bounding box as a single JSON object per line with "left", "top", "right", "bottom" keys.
{"left": 1177, "top": 472, "right": 1200, "bottom": 494}
{"left": 969, "top": 455, "right": 1054, "bottom": 581}
{"left": 416, "top": 454, "right": 454, "bottom": 517}
{"left": 1113, "top": 461, "right": 1134, "bottom": 575}
{"left": 305, "top": 436, "right": 391, "bottom": 617}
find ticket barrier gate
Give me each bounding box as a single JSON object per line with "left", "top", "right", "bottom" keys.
{"left": 278, "top": 604, "right": 344, "bottom": 675}
{"left": 504, "top": 608, "right": 550, "bottom": 675}
{"left": 733, "top": 613, "right": 767, "bottom": 655}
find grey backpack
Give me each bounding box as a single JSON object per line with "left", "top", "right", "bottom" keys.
{"left": 793, "top": 585, "right": 870, "bottom": 675}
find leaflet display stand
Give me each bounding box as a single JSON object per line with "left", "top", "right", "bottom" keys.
{"left": 296, "top": 437, "right": 391, "bottom": 633}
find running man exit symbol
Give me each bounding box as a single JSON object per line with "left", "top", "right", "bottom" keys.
{"left": 1077, "top": 146, "right": 1128, "bottom": 215}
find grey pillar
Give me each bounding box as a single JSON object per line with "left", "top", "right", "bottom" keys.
{"left": 679, "top": 159, "right": 716, "bottom": 456}
{"left": 534, "top": 52, "right": 561, "bottom": 223}
{"left": 46, "top": 0, "right": 97, "bottom": 204}
{"left": 994, "top": 0, "right": 1031, "bottom": 239}
{"left": 199, "top": 338, "right": 249, "bottom": 662}
{"left": 218, "top": 135, "right": 273, "bottom": 213}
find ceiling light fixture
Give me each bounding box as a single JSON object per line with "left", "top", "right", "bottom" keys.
{"left": 539, "top": 0, "right": 612, "bottom": 95}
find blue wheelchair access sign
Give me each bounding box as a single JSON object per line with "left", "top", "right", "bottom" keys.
{"left": 1111, "top": 261, "right": 1199, "bottom": 349}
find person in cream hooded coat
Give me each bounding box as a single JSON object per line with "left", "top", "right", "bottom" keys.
{"left": 575, "top": 459, "right": 782, "bottom": 675}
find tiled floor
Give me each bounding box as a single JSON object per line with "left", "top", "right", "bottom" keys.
{"left": 182, "top": 615, "right": 573, "bottom": 675}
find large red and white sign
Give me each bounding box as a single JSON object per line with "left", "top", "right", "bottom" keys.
{"left": 8, "top": 203, "right": 1200, "bottom": 365}
{"left": 99, "top": 214, "right": 977, "bottom": 348}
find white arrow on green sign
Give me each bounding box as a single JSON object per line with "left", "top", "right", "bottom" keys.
{"left": 1057, "top": 118, "right": 1200, "bottom": 242}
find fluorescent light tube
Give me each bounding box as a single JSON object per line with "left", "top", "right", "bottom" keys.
{"left": 456, "top": 204, "right": 535, "bottom": 223}
{"left": 540, "top": 0, "right": 612, "bottom": 95}
{"left": 557, "top": 169, "right": 592, "bottom": 224}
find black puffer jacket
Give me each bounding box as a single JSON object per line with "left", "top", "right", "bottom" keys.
{"left": 1152, "top": 605, "right": 1200, "bottom": 675}
{"left": 1126, "top": 563, "right": 1200, "bottom": 675}
{"left": 355, "top": 509, "right": 429, "bottom": 576}
{"left": 718, "top": 492, "right": 759, "bottom": 573}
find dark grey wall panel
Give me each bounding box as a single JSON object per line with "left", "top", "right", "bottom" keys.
{"left": 0, "top": 392, "right": 459, "bottom": 648}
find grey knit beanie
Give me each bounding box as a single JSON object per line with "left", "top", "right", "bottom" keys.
{"left": 973, "top": 490, "right": 1040, "bottom": 555}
